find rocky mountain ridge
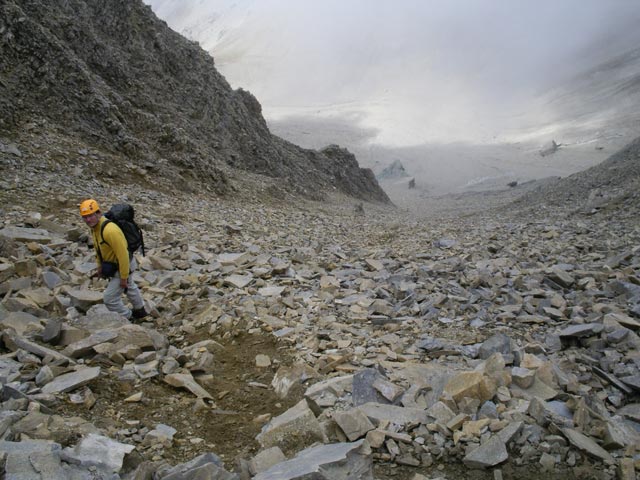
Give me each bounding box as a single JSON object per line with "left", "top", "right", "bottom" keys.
{"left": 0, "top": 0, "right": 389, "bottom": 203}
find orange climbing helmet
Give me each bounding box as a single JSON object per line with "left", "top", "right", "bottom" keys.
{"left": 79, "top": 199, "right": 100, "bottom": 216}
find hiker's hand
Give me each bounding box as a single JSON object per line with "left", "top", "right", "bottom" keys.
{"left": 120, "top": 278, "right": 128, "bottom": 290}
{"left": 93, "top": 266, "right": 102, "bottom": 278}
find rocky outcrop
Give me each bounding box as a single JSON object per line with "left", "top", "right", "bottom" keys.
{"left": 376, "top": 159, "right": 409, "bottom": 180}
{"left": 0, "top": 0, "right": 389, "bottom": 203}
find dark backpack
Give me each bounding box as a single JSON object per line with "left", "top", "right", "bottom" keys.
{"left": 100, "top": 204, "right": 145, "bottom": 256}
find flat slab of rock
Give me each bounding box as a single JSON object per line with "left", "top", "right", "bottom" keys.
{"left": 253, "top": 440, "right": 372, "bottom": 480}
{"left": 546, "top": 268, "right": 575, "bottom": 288}
{"left": 224, "top": 274, "right": 253, "bottom": 289}
{"left": 0, "top": 311, "right": 43, "bottom": 336}
{"left": 0, "top": 439, "right": 63, "bottom": 479}
{"left": 41, "top": 367, "right": 101, "bottom": 394}
{"left": 3, "top": 332, "right": 74, "bottom": 364}
{"left": 463, "top": 435, "right": 509, "bottom": 468}
{"left": 333, "top": 409, "right": 375, "bottom": 441}
{"left": 617, "top": 403, "right": 640, "bottom": 422}
{"left": 159, "top": 452, "right": 231, "bottom": 479}
{"left": 304, "top": 374, "right": 352, "bottom": 407}
{"left": 256, "top": 400, "right": 325, "bottom": 454}
{"left": 62, "top": 433, "right": 135, "bottom": 472}
{"left": 603, "top": 313, "right": 640, "bottom": 330}
{"left": 68, "top": 289, "right": 103, "bottom": 312}
{"left": 562, "top": 428, "right": 613, "bottom": 463}
{"left": 620, "top": 375, "right": 640, "bottom": 392}
{"left": 218, "top": 252, "right": 252, "bottom": 266}
{"left": 0, "top": 227, "right": 53, "bottom": 244}
{"left": 558, "top": 323, "right": 603, "bottom": 338}
{"left": 258, "top": 286, "right": 286, "bottom": 297}
{"left": 511, "top": 378, "right": 559, "bottom": 401}
{"left": 357, "top": 402, "right": 429, "bottom": 427}
{"left": 62, "top": 330, "right": 119, "bottom": 358}
{"left": 365, "top": 259, "right": 384, "bottom": 271}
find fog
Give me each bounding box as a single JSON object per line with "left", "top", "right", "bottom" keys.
{"left": 147, "top": 0, "right": 640, "bottom": 193}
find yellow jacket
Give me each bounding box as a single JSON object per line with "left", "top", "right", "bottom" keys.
{"left": 91, "top": 216, "right": 130, "bottom": 279}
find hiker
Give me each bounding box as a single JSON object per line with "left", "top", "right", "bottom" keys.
{"left": 79, "top": 199, "right": 148, "bottom": 321}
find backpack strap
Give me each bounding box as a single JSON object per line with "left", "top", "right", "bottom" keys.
{"left": 137, "top": 223, "right": 146, "bottom": 256}
{"left": 99, "top": 220, "right": 112, "bottom": 248}
{"left": 96, "top": 219, "right": 112, "bottom": 263}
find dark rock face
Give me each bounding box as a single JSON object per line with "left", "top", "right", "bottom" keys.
{"left": 0, "top": 0, "right": 389, "bottom": 203}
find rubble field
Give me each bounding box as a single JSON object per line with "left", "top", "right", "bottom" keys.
{"left": 0, "top": 136, "right": 639, "bottom": 479}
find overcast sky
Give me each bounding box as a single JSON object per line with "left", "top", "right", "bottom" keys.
{"left": 147, "top": 0, "right": 640, "bottom": 146}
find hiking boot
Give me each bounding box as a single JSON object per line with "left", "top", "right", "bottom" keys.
{"left": 131, "top": 307, "right": 148, "bottom": 321}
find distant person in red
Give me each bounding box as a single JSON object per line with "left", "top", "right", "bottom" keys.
{"left": 79, "top": 199, "right": 148, "bottom": 321}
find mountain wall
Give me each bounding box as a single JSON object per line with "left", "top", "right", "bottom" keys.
{"left": 0, "top": 0, "right": 389, "bottom": 203}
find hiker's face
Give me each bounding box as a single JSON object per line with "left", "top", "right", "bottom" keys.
{"left": 82, "top": 212, "right": 100, "bottom": 228}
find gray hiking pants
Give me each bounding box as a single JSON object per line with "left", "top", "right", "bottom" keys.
{"left": 103, "top": 256, "right": 144, "bottom": 319}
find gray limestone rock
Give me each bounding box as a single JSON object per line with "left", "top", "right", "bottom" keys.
{"left": 561, "top": 428, "right": 614, "bottom": 463}
{"left": 617, "top": 403, "right": 640, "bottom": 422}
{"left": 224, "top": 274, "right": 253, "bottom": 289}
{"left": 1, "top": 311, "right": 44, "bottom": 336}
{"left": 546, "top": 268, "right": 575, "bottom": 288}
{"left": 426, "top": 401, "right": 456, "bottom": 424}
{"left": 511, "top": 367, "right": 535, "bottom": 388}
{"left": 256, "top": 400, "right": 326, "bottom": 454}
{"left": 157, "top": 452, "right": 234, "bottom": 480}
{"left": 511, "top": 377, "right": 558, "bottom": 402}
{"left": 357, "top": 402, "right": 430, "bottom": 427}
{"left": 463, "top": 435, "right": 509, "bottom": 469}
{"left": 0, "top": 357, "right": 22, "bottom": 384}
{"left": 620, "top": 374, "right": 640, "bottom": 392}
{"left": 272, "top": 363, "right": 319, "bottom": 399}
{"left": 68, "top": 289, "right": 103, "bottom": 313}
{"left": 478, "top": 334, "right": 512, "bottom": 360}
{"left": 253, "top": 440, "right": 372, "bottom": 480}
{"left": 250, "top": 447, "right": 287, "bottom": 475}
{"left": 41, "top": 318, "right": 62, "bottom": 344}
{"left": 3, "top": 332, "right": 74, "bottom": 364}
{"left": 497, "top": 421, "right": 523, "bottom": 444}
{"left": 61, "top": 433, "right": 135, "bottom": 472}
{"left": 0, "top": 227, "right": 53, "bottom": 244}
{"left": 41, "top": 366, "right": 101, "bottom": 394}
{"left": 1, "top": 439, "right": 64, "bottom": 479}
{"left": 142, "top": 424, "right": 177, "bottom": 448}
{"left": 558, "top": 323, "right": 603, "bottom": 338}
{"left": 42, "top": 270, "right": 63, "bottom": 289}
{"left": 352, "top": 368, "right": 392, "bottom": 406}
{"left": 304, "top": 375, "right": 353, "bottom": 410}
{"left": 61, "top": 330, "right": 119, "bottom": 358}
{"left": 333, "top": 409, "right": 375, "bottom": 441}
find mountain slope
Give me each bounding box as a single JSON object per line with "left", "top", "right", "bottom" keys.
{"left": 512, "top": 134, "right": 640, "bottom": 216}
{"left": 0, "top": 0, "right": 389, "bottom": 203}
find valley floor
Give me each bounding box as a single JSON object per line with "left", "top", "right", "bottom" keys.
{"left": 1, "top": 140, "right": 639, "bottom": 479}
